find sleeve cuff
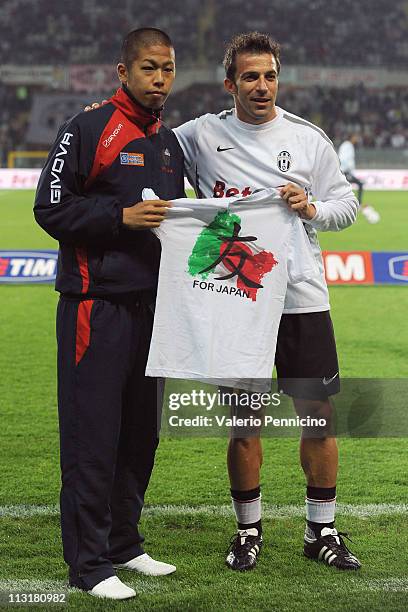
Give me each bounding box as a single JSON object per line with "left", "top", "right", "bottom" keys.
{"left": 303, "top": 201, "right": 326, "bottom": 230}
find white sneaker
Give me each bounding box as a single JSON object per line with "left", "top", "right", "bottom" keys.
{"left": 114, "top": 553, "right": 176, "bottom": 576}
{"left": 89, "top": 576, "right": 136, "bottom": 600}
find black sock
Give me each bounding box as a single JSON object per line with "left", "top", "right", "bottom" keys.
{"left": 307, "top": 520, "right": 335, "bottom": 538}
{"left": 237, "top": 519, "right": 262, "bottom": 535}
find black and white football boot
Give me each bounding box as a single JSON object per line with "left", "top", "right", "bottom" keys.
{"left": 304, "top": 526, "right": 361, "bottom": 570}
{"left": 226, "top": 528, "right": 263, "bottom": 571}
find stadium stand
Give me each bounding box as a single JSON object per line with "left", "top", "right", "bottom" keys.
{"left": 165, "top": 83, "right": 408, "bottom": 151}
{"left": 211, "top": 0, "right": 408, "bottom": 68}
{"left": 0, "top": 0, "right": 199, "bottom": 65}
{"left": 2, "top": 82, "right": 408, "bottom": 165}
{"left": 0, "top": 0, "right": 407, "bottom": 164}
{"left": 1, "top": 0, "right": 408, "bottom": 66}
{"left": 0, "top": 84, "right": 32, "bottom": 165}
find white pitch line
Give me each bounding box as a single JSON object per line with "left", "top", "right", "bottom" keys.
{"left": 1, "top": 503, "right": 408, "bottom": 520}
{"left": 142, "top": 503, "right": 408, "bottom": 520}
{"left": 365, "top": 578, "right": 408, "bottom": 593}
{"left": 1, "top": 577, "right": 408, "bottom": 596}
{"left": 0, "top": 578, "right": 173, "bottom": 597}
{"left": 0, "top": 505, "right": 59, "bottom": 518}
{"left": 0, "top": 579, "right": 68, "bottom": 591}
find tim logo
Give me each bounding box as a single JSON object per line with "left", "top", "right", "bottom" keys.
{"left": 120, "top": 152, "right": 144, "bottom": 166}
{"left": 277, "top": 150, "right": 291, "bottom": 172}
{"left": 0, "top": 251, "right": 58, "bottom": 283}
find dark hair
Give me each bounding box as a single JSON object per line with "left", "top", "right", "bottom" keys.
{"left": 120, "top": 28, "right": 173, "bottom": 69}
{"left": 223, "top": 32, "right": 281, "bottom": 82}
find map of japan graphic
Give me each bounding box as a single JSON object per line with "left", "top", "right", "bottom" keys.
{"left": 187, "top": 210, "right": 278, "bottom": 301}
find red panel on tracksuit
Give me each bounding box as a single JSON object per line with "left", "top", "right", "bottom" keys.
{"left": 85, "top": 87, "right": 162, "bottom": 188}
{"left": 85, "top": 109, "right": 145, "bottom": 188}
{"left": 75, "top": 300, "right": 94, "bottom": 365}
{"left": 75, "top": 247, "right": 90, "bottom": 294}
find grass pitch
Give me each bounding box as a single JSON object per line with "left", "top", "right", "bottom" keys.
{"left": 0, "top": 190, "right": 407, "bottom": 611}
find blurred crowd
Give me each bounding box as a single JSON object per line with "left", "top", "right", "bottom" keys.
{"left": 2, "top": 81, "right": 407, "bottom": 166}
{"left": 1, "top": 0, "right": 407, "bottom": 67}
{"left": 283, "top": 85, "right": 408, "bottom": 149}
{"left": 0, "top": 84, "right": 31, "bottom": 166}
{"left": 165, "top": 83, "right": 408, "bottom": 150}
{"left": 1, "top": 0, "right": 407, "bottom": 164}
{"left": 214, "top": 0, "right": 408, "bottom": 68}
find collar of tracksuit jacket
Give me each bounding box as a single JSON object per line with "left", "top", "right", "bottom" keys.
{"left": 110, "top": 85, "right": 162, "bottom": 136}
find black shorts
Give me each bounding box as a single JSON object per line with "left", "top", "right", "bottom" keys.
{"left": 275, "top": 311, "right": 340, "bottom": 400}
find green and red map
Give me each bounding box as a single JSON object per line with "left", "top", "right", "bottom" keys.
{"left": 188, "top": 210, "right": 278, "bottom": 301}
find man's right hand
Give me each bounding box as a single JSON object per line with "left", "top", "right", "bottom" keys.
{"left": 122, "top": 200, "right": 172, "bottom": 230}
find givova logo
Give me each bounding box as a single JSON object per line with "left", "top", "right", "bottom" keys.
{"left": 50, "top": 131, "right": 74, "bottom": 204}
{"left": 103, "top": 123, "right": 123, "bottom": 148}
{"left": 0, "top": 251, "right": 58, "bottom": 283}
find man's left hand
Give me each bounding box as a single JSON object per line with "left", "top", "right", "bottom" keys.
{"left": 280, "top": 183, "right": 316, "bottom": 220}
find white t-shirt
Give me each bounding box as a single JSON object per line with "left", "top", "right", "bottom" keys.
{"left": 144, "top": 188, "right": 318, "bottom": 391}
{"left": 174, "top": 107, "right": 358, "bottom": 313}
{"left": 338, "top": 140, "right": 356, "bottom": 174}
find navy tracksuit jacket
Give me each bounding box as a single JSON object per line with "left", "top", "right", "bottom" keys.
{"left": 34, "top": 86, "right": 185, "bottom": 589}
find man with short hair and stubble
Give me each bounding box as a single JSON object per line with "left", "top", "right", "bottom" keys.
{"left": 174, "top": 32, "right": 361, "bottom": 573}
{"left": 34, "top": 28, "right": 185, "bottom": 600}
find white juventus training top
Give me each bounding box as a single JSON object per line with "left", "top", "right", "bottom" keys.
{"left": 144, "top": 188, "right": 318, "bottom": 391}
{"left": 174, "top": 106, "right": 358, "bottom": 313}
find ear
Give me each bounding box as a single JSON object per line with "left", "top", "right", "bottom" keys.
{"left": 224, "top": 77, "right": 237, "bottom": 96}
{"left": 117, "top": 63, "right": 128, "bottom": 85}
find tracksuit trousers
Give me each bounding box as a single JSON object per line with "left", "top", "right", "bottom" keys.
{"left": 56, "top": 294, "right": 159, "bottom": 590}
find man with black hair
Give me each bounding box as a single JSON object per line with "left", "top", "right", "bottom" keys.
{"left": 174, "top": 31, "right": 361, "bottom": 573}
{"left": 86, "top": 30, "right": 361, "bottom": 575}
{"left": 34, "top": 28, "right": 184, "bottom": 600}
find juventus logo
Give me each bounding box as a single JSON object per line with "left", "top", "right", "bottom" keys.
{"left": 277, "top": 150, "right": 292, "bottom": 172}
{"left": 162, "top": 148, "right": 171, "bottom": 167}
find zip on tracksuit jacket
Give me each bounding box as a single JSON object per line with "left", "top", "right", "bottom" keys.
{"left": 34, "top": 86, "right": 185, "bottom": 297}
